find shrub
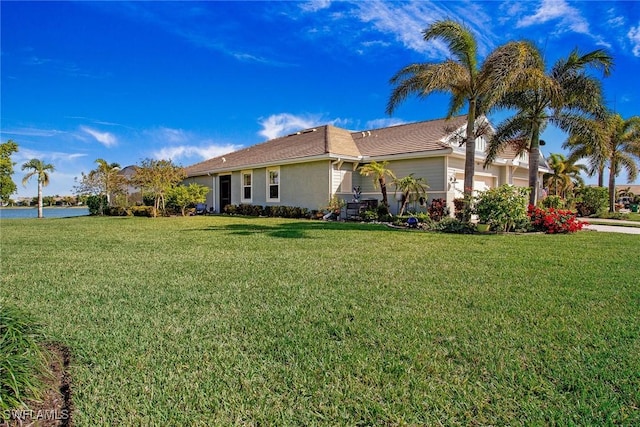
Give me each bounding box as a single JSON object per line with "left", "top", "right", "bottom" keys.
{"left": 575, "top": 186, "right": 608, "bottom": 216}
{"left": 105, "top": 206, "right": 131, "bottom": 217}
{"left": 236, "top": 204, "right": 263, "bottom": 216}
{"left": 223, "top": 204, "right": 237, "bottom": 214}
{"left": 86, "top": 195, "right": 108, "bottom": 216}
{"left": 361, "top": 209, "right": 378, "bottom": 222}
{"left": 0, "top": 304, "right": 49, "bottom": 416}
{"left": 528, "top": 205, "right": 585, "bottom": 234}
{"left": 541, "top": 195, "right": 564, "bottom": 209}
{"left": 130, "top": 206, "right": 154, "bottom": 217}
{"left": 433, "top": 217, "right": 476, "bottom": 234}
{"left": 475, "top": 185, "right": 529, "bottom": 232}
{"left": 393, "top": 213, "right": 434, "bottom": 229}
{"left": 427, "top": 198, "right": 449, "bottom": 222}
{"left": 222, "top": 204, "right": 309, "bottom": 219}
{"left": 453, "top": 198, "right": 465, "bottom": 220}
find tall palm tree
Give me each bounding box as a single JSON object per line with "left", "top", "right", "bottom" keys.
{"left": 564, "top": 125, "right": 608, "bottom": 187}
{"left": 393, "top": 174, "right": 429, "bottom": 216}
{"left": 21, "top": 158, "right": 55, "bottom": 218}
{"left": 387, "top": 19, "right": 544, "bottom": 218}
{"left": 543, "top": 153, "right": 586, "bottom": 198}
{"left": 601, "top": 114, "right": 640, "bottom": 212}
{"left": 485, "top": 48, "right": 612, "bottom": 206}
{"left": 359, "top": 160, "right": 396, "bottom": 209}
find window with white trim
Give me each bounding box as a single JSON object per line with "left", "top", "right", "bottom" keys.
{"left": 241, "top": 170, "right": 252, "bottom": 202}
{"left": 476, "top": 135, "right": 486, "bottom": 152}
{"left": 267, "top": 167, "right": 280, "bottom": 201}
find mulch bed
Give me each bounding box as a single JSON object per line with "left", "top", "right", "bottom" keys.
{"left": 1, "top": 343, "right": 72, "bottom": 427}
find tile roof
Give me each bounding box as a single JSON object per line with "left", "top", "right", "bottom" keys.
{"left": 353, "top": 115, "right": 467, "bottom": 157}
{"left": 185, "top": 115, "right": 471, "bottom": 176}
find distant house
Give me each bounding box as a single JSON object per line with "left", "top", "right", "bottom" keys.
{"left": 184, "top": 115, "right": 549, "bottom": 215}
{"left": 117, "top": 165, "right": 143, "bottom": 205}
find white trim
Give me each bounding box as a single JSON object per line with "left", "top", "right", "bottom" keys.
{"left": 241, "top": 170, "right": 253, "bottom": 203}
{"left": 266, "top": 166, "right": 280, "bottom": 202}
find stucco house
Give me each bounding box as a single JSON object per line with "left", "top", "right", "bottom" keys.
{"left": 183, "top": 115, "right": 549, "bottom": 215}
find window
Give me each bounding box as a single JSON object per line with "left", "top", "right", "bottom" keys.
{"left": 267, "top": 167, "right": 280, "bottom": 201}
{"left": 476, "top": 136, "right": 486, "bottom": 152}
{"left": 241, "top": 171, "right": 252, "bottom": 202}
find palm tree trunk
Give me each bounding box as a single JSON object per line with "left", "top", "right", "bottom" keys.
{"left": 462, "top": 102, "right": 476, "bottom": 221}
{"left": 379, "top": 178, "right": 389, "bottom": 208}
{"left": 608, "top": 161, "right": 616, "bottom": 213}
{"left": 37, "top": 181, "right": 43, "bottom": 218}
{"left": 399, "top": 192, "right": 409, "bottom": 216}
{"left": 597, "top": 166, "right": 604, "bottom": 187}
{"left": 528, "top": 124, "right": 541, "bottom": 206}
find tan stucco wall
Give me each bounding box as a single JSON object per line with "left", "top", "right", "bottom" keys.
{"left": 222, "top": 161, "right": 332, "bottom": 210}
{"left": 350, "top": 157, "right": 446, "bottom": 214}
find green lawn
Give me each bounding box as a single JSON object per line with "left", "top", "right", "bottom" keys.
{"left": 1, "top": 216, "right": 639, "bottom": 425}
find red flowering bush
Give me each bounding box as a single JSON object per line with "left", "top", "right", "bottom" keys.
{"left": 528, "top": 205, "right": 586, "bottom": 234}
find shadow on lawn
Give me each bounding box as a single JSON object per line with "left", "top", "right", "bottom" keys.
{"left": 192, "top": 219, "right": 395, "bottom": 239}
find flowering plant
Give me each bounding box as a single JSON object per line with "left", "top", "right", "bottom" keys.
{"left": 528, "top": 205, "right": 585, "bottom": 234}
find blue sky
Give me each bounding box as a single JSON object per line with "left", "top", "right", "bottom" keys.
{"left": 2, "top": 0, "right": 639, "bottom": 198}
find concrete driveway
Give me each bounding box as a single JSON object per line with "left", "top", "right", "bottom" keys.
{"left": 580, "top": 218, "right": 640, "bottom": 235}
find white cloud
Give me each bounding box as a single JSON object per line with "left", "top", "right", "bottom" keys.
{"left": 80, "top": 126, "right": 118, "bottom": 147}
{"left": 15, "top": 148, "right": 87, "bottom": 164}
{"left": 365, "top": 118, "right": 406, "bottom": 130}
{"left": 258, "top": 113, "right": 326, "bottom": 140}
{"left": 628, "top": 25, "right": 640, "bottom": 57}
{"left": 516, "top": 0, "right": 589, "bottom": 35}
{"left": 152, "top": 144, "right": 239, "bottom": 162}
{"left": 349, "top": 1, "right": 497, "bottom": 57}
{"left": 144, "top": 127, "right": 240, "bottom": 162}
{"left": 353, "top": 1, "right": 450, "bottom": 56}
{"left": 299, "top": 0, "right": 331, "bottom": 13}
{"left": 153, "top": 127, "right": 189, "bottom": 144}
{"left": 1, "top": 127, "right": 67, "bottom": 137}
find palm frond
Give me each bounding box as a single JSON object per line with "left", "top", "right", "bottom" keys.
{"left": 552, "top": 48, "right": 613, "bottom": 85}
{"left": 386, "top": 61, "right": 467, "bottom": 115}
{"left": 423, "top": 19, "right": 477, "bottom": 72}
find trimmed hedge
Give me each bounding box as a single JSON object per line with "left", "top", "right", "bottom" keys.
{"left": 223, "top": 204, "right": 310, "bottom": 219}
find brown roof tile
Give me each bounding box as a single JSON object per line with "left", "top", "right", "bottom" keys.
{"left": 354, "top": 115, "right": 467, "bottom": 157}
{"left": 185, "top": 116, "right": 471, "bottom": 176}
{"left": 185, "top": 126, "right": 329, "bottom": 175}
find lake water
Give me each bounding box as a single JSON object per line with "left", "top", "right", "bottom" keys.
{"left": 0, "top": 207, "right": 90, "bottom": 219}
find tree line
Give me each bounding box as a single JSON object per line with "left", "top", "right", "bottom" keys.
{"left": 0, "top": 144, "right": 208, "bottom": 218}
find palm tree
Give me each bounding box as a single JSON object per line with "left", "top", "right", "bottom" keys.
{"left": 543, "top": 153, "right": 586, "bottom": 198}
{"left": 21, "top": 158, "right": 55, "bottom": 218}
{"left": 564, "top": 125, "right": 608, "bottom": 187}
{"left": 393, "top": 174, "right": 429, "bottom": 216}
{"left": 485, "top": 48, "right": 612, "bottom": 206}
{"left": 359, "top": 160, "right": 396, "bottom": 209}
{"left": 387, "top": 19, "right": 544, "bottom": 218}
{"left": 601, "top": 114, "right": 640, "bottom": 212}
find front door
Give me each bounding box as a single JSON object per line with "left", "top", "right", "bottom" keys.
{"left": 219, "top": 175, "right": 231, "bottom": 210}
